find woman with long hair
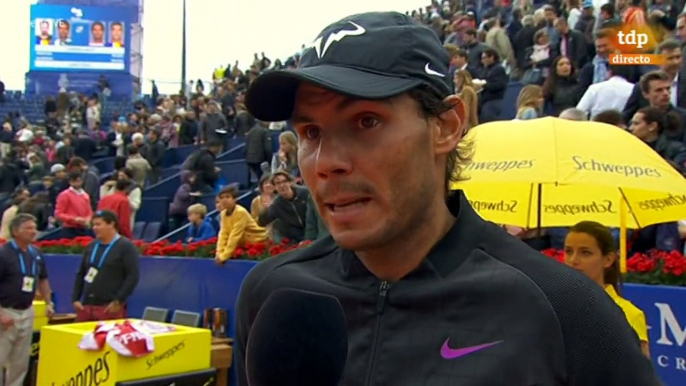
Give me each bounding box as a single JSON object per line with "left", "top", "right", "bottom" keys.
{"left": 564, "top": 221, "right": 650, "bottom": 358}
{"left": 542, "top": 56, "right": 581, "bottom": 116}
{"left": 629, "top": 107, "right": 686, "bottom": 174}
{"left": 271, "top": 131, "right": 299, "bottom": 177}
{"left": 454, "top": 69, "right": 479, "bottom": 129}
{"left": 515, "top": 85, "right": 544, "bottom": 120}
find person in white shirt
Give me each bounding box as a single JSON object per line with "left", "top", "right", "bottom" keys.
{"left": 576, "top": 64, "right": 634, "bottom": 119}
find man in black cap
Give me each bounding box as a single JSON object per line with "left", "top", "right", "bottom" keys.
{"left": 236, "top": 12, "right": 659, "bottom": 385}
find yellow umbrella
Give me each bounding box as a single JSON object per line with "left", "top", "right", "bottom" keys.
{"left": 452, "top": 117, "right": 686, "bottom": 270}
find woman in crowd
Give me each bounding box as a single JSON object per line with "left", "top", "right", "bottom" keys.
{"left": 169, "top": 171, "right": 197, "bottom": 230}
{"left": 454, "top": 69, "right": 479, "bottom": 129}
{"left": 629, "top": 107, "right": 686, "bottom": 174}
{"left": 542, "top": 56, "right": 580, "bottom": 116}
{"left": 271, "top": 131, "right": 299, "bottom": 176}
{"left": 1, "top": 195, "right": 26, "bottom": 239}
{"left": 18, "top": 192, "right": 50, "bottom": 237}
{"left": 251, "top": 175, "right": 277, "bottom": 239}
{"left": 515, "top": 85, "right": 544, "bottom": 120}
{"left": 522, "top": 29, "right": 554, "bottom": 84}
{"left": 564, "top": 221, "right": 650, "bottom": 358}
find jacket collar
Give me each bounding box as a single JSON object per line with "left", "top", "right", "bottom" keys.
{"left": 340, "top": 191, "right": 487, "bottom": 279}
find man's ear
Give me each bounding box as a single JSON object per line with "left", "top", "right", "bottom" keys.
{"left": 434, "top": 95, "right": 466, "bottom": 156}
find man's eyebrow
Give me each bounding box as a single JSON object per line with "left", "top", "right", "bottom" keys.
{"left": 292, "top": 97, "right": 393, "bottom": 124}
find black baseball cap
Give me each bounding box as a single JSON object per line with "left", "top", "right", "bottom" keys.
{"left": 245, "top": 11, "right": 452, "bottom": 122}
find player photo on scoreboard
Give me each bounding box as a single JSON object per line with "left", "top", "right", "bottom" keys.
{"left": 54, "top": 19, "right": 72, "bottom": 46}
{"left": 89, "top": 21, "right": 106, "bottom": 46}
{"left": 107, "top": 22, "right": 125, "bottom": 48}
{"left": 35, "top": 18, "right": 53, "bottom": 45}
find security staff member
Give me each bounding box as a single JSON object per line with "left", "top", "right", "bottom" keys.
{"left": 0, "top": 214, "right": 53, "bottom": 386}
{"left": 72, "top": 210, "right": 140, "bottom": 322}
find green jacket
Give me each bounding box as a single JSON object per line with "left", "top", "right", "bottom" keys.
{"left": 305, "top": 195, "right": 329, "bottom": 241}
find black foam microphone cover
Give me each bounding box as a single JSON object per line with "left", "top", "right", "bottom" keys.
{"left": 246, "top": 288, "right": 348, "bottom": 386}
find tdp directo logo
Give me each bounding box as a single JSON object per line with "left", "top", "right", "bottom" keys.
{"left": 607, "top": 23, "right": 664, "bottom": 65}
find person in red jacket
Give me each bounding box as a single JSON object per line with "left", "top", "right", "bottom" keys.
{"left": 55, "top": 172, "right": 93, "bottom": 239}
{"left": 97, "top": 179, "right": 132, "bottom": 239}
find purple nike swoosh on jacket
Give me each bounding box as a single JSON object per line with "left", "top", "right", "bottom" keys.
{"left": 440, "top": 339, "right": 503, "bottom": 359}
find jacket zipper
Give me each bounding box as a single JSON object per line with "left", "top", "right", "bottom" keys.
{"left": 365, "top": 281, "right": 390, "bottom": 386}
{"left": 289, "top": 201, "right": 303, "bottom": 226}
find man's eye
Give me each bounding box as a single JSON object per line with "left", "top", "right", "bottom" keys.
{"left": 303, "top": 127, "right": 320, "bottom": 140}
{"left": 359, "top": 117, "right": 379, "bottom": 129}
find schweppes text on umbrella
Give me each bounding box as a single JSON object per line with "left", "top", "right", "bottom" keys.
{"left": 638, "top": 194, "right": 686, "bottom": 211}
{"left": 465, "top": 160, "right": 534, "bottom": 172}
{"left": 544, "top": 200, "right": 616, "bottom": 215}
{"left": 572, "top": 156, "right": 661, "bottom": 177}
{"left": 469, "top": 199, "right": 518, "bottom": 212}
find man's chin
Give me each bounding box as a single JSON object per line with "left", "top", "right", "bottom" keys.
{"left": 330, "top": 229, "right": 378, "bottom": 251}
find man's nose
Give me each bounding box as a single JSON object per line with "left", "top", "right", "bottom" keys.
{"left": 314, "top": 137, "right": 352, "bottom": 178}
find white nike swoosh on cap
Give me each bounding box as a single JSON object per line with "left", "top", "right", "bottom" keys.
{"left": 425, "top": 63, "right": 444, "bottom": 77}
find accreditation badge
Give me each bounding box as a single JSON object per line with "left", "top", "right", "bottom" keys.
{"left": 84, "top": 267, "right": 99, "bottom": 284}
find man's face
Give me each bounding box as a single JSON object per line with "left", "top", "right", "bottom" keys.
{"left": 677, "top": 16, "right": 686, "bottom": 42}
{"left": 481, "top": 53, "right": 494, "bottom": 66}
{"left": 111, "top": 24, "right": 123, "bottom": 41}
{"left": 554, "top": 19, "right": 567, "bottom": 34}
{"left": 14, "top": 220, "right": 38, "bottom": 243}
{"left": 451, "top": 55, "right": 466, "bottom": 68}
{"left": 220, "top": 193, "right": 236, "bottom": 210}
{"left": 70, "top": 177, "right": 83, "bottom": 190}
{"left": 643, "top": 79, "right": 671, "bottom": 108}
{"left": 662, "top": 48, "right": 682, "bottom": 74}
{"left": 595, "top": 37, "right": 612, "bottom": 57}
{"left": 272, "top": 175, "right": 293, "bottom": 198}
{"left": 92, "top": 218, "right": 114, "bottom": 238}
{"left": 545, "top": 10, "right": 556, "bottom": 22}
{"left": 292, "top": 84, "right": 453, "bottom": 251}
{"left": 463, "top": 33, "right": 474, "bottom": 45}
{"left": 92, "top": 24, "right": 104, "bottom": 41}
{"left": 58, "top": 22, "right": 69, "bottom": 40}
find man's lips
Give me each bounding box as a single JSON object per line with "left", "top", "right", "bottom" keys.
{"left": 324, "top": 197, "right": 371, "bottom": 212}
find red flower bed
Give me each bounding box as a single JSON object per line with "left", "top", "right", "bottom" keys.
{"left": 542, "top": 248, "right": 686, "bottom": 287}
{"left": 0, "top": 237, "right": 310, "bottom": 261}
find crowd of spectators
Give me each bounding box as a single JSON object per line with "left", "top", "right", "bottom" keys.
{"left": 1, "top": 0, "right": 686, "bottom": 258}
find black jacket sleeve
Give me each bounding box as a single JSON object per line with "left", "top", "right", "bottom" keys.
{"left": 71, "top": 250, "right": 89, "bottom": 302}
{"left": 114, "top": 241, "right": 140, "bottom": 302}
{"left": 621, "top": 83, "right": 646, "bottom": 125}
{"left": 483, "top": 66, "right": 508, "bottom": 93}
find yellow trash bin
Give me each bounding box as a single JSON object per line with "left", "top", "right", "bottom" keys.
{"left": 37, "top": 319, "right": 211, "bottom": 385}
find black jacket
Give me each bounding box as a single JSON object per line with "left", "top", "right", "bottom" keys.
{"left": 257, "top": 185, "right": 309, "bottom": 242}
{"left": 479, "top": 63, "right": 508, "bottom": 105}
{"left": 236, "top": 192, "right": 660, "bottom": 386}
{"left": 244, "top": 124, "right": 272, "bottom": 165}
{"left": 650, "top": 133, "right": 686, "bottom": 174}
{"left": 189, "top": 149, "right": 218, "bottom": 191}
{"left": 556, "top": 29, "right": 588, "bottom": 69}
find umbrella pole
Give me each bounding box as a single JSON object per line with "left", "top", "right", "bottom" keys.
{"left": 620, "top": 198, "right": 627, "bottom": 273}
{"left": 536, "top": 184, "right": 543, "bottom": 239}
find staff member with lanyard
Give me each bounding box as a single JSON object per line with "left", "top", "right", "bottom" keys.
{"left": 0, "top": 214, "right": 53, "bottom": 386}
{"left": 72, "top": 210, "right": 140, "bottom": 322}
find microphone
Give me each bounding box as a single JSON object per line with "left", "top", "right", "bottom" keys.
{"left": 246, "top": 288, "right": 348, "bottom": 386}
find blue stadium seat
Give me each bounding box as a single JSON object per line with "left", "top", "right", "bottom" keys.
{"left": 162, "top": 166, "right": 180, "bottom": 180}
{"left": 137, "top": 197, "right": 170, "bottom": 224}
{"left": 132, "top": 221, "right": 146, "bottom": 240}
{"left": 142, "top": 222, "right": 161, "bottom": 242}
{"left": 217, "top": 160, "right": 248, "bottom": 189}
